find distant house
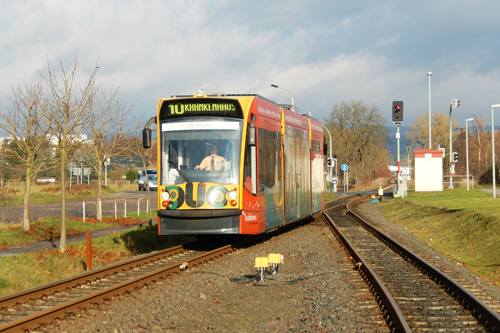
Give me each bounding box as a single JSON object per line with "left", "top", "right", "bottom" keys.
{"left": 0, "top": 135, "right": 16, "bottom": 147}
{"left": 48, "top": 134, "right": 91, "bottom": 146}
{"left": 1, "top": 134, "right": 92, "bottom": 152}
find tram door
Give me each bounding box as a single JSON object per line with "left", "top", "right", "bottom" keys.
{"left": 283, "top": 125, "right": 298, "bottom": 223}
{"left": 283, "top": 124, "right": 310, "bottom": 223}
{"left": 258, "top": 127, "right": 283, "bottom": 229}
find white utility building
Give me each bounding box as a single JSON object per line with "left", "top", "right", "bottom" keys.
{"left": 414, "top": 149, "right": 443, "bottom": 192}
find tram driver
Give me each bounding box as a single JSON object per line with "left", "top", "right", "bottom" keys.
{"left": 194, "top": 145, "right": 226, "bottom": 170}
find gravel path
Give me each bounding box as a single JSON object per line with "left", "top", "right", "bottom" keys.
{"left": 37, "top": 200, "right": 500, "bottom": 332}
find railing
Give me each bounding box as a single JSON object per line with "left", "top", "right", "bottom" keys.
{"left": 442, "top": 175, "right": 475, "bottom": 189}
{"left": 0, "top": 179, "right": 132, "bottom": 186}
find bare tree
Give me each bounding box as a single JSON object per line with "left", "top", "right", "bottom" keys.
{"left": 324, "top": 100, "right": 388, "bottom": 189}
{"left": 44, "top": 58, "right": 98, "bottom": 252}
{"left": 471, "top": 114, "right": 488, "bottom": 174}
{"left": 83, "top": 87, "right": 131, "bottom": 220}
{"left": 0, "top": 80, "right": 53, "bottom": 230}
{"left": 407, "top": 111, "right": 459, "bottom": 163}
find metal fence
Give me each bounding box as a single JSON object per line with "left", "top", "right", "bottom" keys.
{"left": 442, "top": 175, "right": 475, "bottom": 189}
{"left": 0, "top": 179, "right": 132, "bottom": 187}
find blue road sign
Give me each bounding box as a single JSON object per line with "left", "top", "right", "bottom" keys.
{"left": 341, "top": 163, "right": 348, "bottom": 171}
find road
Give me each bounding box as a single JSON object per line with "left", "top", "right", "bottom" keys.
{"left": 0, "top": 191, "right": 158, "bottom": 224}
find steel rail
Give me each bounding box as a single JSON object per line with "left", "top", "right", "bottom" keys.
{"left": 323, "top": 206, "right": 412, "bottom": 333}
{"left": 346, "top": 197, "right": 500, "bottom": 332}
{"left": 0, "top": 244, "right": 187, "bottom": 310}
{"left": 0, "top": 244, "right": 236, "bottom": 332}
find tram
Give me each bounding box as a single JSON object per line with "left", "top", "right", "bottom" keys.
{"left": 143, "top": 90, "right": 325, "bottom": 235}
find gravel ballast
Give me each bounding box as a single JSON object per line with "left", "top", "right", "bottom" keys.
{"left": 39, "top": 200, "right": 500, "bottom": 332}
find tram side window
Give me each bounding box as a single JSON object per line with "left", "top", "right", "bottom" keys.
{"left": 258, "top": 128, "right": 264, "bottom": 194}
{"left": 243, "top": 144, "right": 252, "bottom": 194}
{"left": 264, "top": 129, "right": 279, "bottom": 189}
{"left": 257, "top": 128, "right": 280, "bottom": 195}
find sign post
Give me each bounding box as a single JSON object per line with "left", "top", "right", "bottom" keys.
{"left": 341, "top": 163, "right": 348, "bottom": 192}
{"left": 104, "top": 157, "right": 110, "bottom": 187}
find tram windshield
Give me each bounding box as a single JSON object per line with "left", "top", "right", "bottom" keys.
{"left": 160, "top": 118, "right": 242, "bottom": 185}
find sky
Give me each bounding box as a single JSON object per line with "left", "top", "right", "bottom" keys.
{"left": 1, "top": 0, "right": 500, "bottom": 129}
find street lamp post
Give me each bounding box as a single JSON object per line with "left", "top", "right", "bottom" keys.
{"left": 427, "top": 72, "right": 432, "bottom": 149}
{"left": 322, "top": 124, "right": 335, "bottom": 192}
{"left": 491, "top": 104, "right": 500, "bottom": 198}
{"left": 449, "top": 99, "right": 460, "bottom": 189}
{"left": 271, "top": 84, "right": 294, "bottom": 109}
{"left": 465, "top": 118, "right": 474, "bottom": 191}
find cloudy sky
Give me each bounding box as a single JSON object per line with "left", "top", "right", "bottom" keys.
{"left": 1, "top": 1, "right": 500, "bottom": 128}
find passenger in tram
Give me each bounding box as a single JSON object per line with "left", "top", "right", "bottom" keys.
{"left": 194, "top": 145, "right": 226, "bottom": 170}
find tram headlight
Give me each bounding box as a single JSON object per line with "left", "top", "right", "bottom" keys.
{"left": 161, "top": 191, "right": 170, "bottom": 201}
{"left": 228, "top": 190, "right": 237, "bottom": 200}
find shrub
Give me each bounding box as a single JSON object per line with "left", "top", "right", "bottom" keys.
{"left": 0, "top": 185, "right": 16, "bottom": 204}
{"left": 125, "top": 169, "right": 138, "bottom": 184}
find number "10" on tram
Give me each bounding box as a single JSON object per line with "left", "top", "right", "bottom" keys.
{"left": 142, "top": 89, "right": 326, "bottom": 235}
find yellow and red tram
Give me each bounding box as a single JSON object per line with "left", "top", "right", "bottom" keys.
{"left": 143, "top": 91, "right": 324, "bottom": 235}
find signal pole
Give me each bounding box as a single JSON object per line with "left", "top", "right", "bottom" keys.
{"left": 427, "top": 72, "right": 432, "bottom": 149}
{"left": 397, "top": 124, "right": 401, "bottom": 174}
{"left": 392, "top": 101, "right": 405, "bottom": 198}
{"left": 392, "top": 101, "right": 403, "bottom": 174}
{"left": 322, "top": 124, "right": 335, "bottom": 192}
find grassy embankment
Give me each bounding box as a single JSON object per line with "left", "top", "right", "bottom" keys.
{"left": 377, "top": 187, "right": 500, "bottom": 288}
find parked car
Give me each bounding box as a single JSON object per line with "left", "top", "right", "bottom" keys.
{"left": 138, "top": 169, "right": 157, "bottom": 191}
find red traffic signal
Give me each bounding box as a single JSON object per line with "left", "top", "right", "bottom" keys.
{"left": 392, "top": 101, "right": 404, "bottom": 123}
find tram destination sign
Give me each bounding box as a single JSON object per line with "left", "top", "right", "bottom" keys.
{"left": 160, "top": 98, "right": 243, "bottom": 120}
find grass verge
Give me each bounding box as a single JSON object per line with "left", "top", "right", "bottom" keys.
{"left": 378, "top": 187, "right": 500, "bottom": 287}
{"left": 0, "top": 211, "right": 199, "bottom": 297}
{"left": 0, "top": 221, "right": 193, "bottom": 297}
{"left": 0, "top": 182, "right": 137, "bottom": 206}
{"left": 0, "top": 210, "right": 155, "bottom": 249}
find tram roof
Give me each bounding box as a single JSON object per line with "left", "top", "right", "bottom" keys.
{"left": 170, "top": 93, "right": 275, "bottom": 104}
{"left": 167, "top": 93, "right": 318, "bottom": 118}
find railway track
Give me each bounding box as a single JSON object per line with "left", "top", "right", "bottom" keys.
{"left": 2, "top": 193, "right": 499, "bottom": 332}
{"left": 0, "top": 210, "right": 317, "bottom": 332}
{"left": 0, "top": 237, "right": 244, "bottom": 332}
{"left": 324, "top": 195, "right": 500, "bottom": 332}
